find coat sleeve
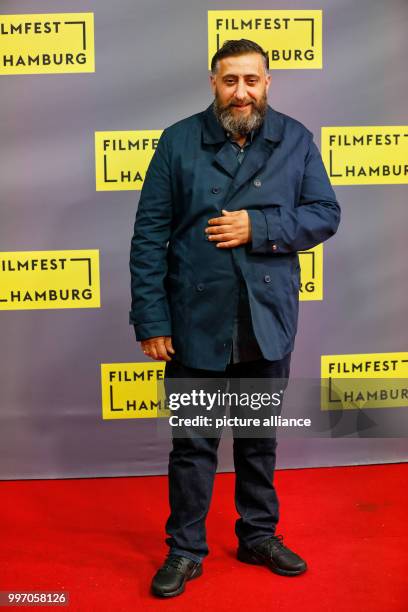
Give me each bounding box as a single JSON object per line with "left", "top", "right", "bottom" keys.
{"left": 129, "top": 130, "right": 173, "bottom": 340}
{"left": 247, "top": 135, "right": 341, "bottom": 254}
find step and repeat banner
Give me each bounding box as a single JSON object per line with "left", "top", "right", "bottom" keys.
{"left": 0, "top": 0, "right": 407, "bottom": 478}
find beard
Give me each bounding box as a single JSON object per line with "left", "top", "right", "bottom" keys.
{"left": 213, "top": 90, "right": 268, "bottom": 136}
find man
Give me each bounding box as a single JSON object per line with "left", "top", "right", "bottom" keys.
{"left": 129, "top": 39, "right": 340, "bottom": 597}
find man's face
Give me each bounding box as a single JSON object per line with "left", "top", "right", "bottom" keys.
{"left": 210, "top": 53, "right": 271, "bottom": 135}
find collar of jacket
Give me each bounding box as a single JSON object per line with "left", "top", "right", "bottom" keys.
{"left": 201, "top": 102, "right": 284, "bottom": 145}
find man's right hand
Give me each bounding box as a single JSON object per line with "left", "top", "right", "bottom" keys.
{"left": 140, "top": 336, "right": 175, "bottom": 361}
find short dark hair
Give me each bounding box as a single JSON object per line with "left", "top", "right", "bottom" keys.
{"left": 210, "top": 38, "right": 269, "bottom": 73}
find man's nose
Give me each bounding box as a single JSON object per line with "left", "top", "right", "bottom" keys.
{"left": 234, "top": 80, "right": 247, "bottom": 100}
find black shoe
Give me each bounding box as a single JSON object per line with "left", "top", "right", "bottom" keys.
{"left": 151, "top": 554, "right": 203, "bottom": 598}
{"left": 237, "top": 535, "right": 307, "bottom": 576}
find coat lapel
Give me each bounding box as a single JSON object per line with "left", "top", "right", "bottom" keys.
{"left": 224, "top": 137, "right": 277, "bottom": 204}
{"left": 213, "top": 141, "right": 240, "bottom": 178}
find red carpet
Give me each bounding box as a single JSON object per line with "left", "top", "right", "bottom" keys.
{"left": 1, "top": 464, "right": 407, "bottom": 611}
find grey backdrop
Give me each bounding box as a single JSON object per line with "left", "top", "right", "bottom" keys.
{"left": 0, "top": 0, "right": 407, "bottom": 479}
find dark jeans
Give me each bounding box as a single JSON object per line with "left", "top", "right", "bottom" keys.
{"left": 163, "top": 353, "right": 291, "bottom": 563}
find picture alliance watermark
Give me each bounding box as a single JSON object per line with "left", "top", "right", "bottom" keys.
{"left": 167, "top": 388, "right": 311, "bottom": 429}
{"left": 169, "top": 414, "right": 312, "bottom": 430}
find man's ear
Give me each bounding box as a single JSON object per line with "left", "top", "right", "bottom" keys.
{"left": 209, "top": 74, "right": 216, "bottom": 95}
{"left": 265, "top": 72, "right": 272, "bottom": 93}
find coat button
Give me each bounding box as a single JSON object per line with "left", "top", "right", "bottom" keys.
{"left": 264, "top": 275, "right": 271, "bottom": 283}
{"left": 211, "top": 186, "right": 221, "bottom": 194}
{"left": 196, "top": 283, "right": 205, "bottom": 291}
{"left": 271, "top": 244, "right": 278, "bottom": 251}
{"left": 253, "top": 178, "right": 262, "bottom": 188}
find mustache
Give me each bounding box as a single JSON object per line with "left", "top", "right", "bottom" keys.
{"left": 225, "top": 100, "right": 254, "bottom": 108}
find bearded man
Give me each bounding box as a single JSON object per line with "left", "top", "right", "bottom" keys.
{"left": 129, "top": 39, "right": 340, "bottom": 598}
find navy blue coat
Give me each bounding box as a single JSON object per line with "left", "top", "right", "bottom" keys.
{"left": 129, "top": 103, "right": 340, "bottom": 370}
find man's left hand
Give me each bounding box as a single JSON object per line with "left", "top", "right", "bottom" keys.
{"left": 205, "top": 209, "right": 251, "bottom": 248}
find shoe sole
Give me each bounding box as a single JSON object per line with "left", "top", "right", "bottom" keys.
{"left": 151, "top": 564, "right": 203, "bottom": 598}
{"left": 237, "top": 547, "right": 307, "bottom": 577}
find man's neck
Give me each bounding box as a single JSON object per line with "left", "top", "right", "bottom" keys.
{"left": 231, "top": 134, "right": 247, "bottom": 148}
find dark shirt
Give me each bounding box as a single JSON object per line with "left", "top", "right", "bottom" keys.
{"left": 226, "top": 130, "right": 264, "bottom": 364}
